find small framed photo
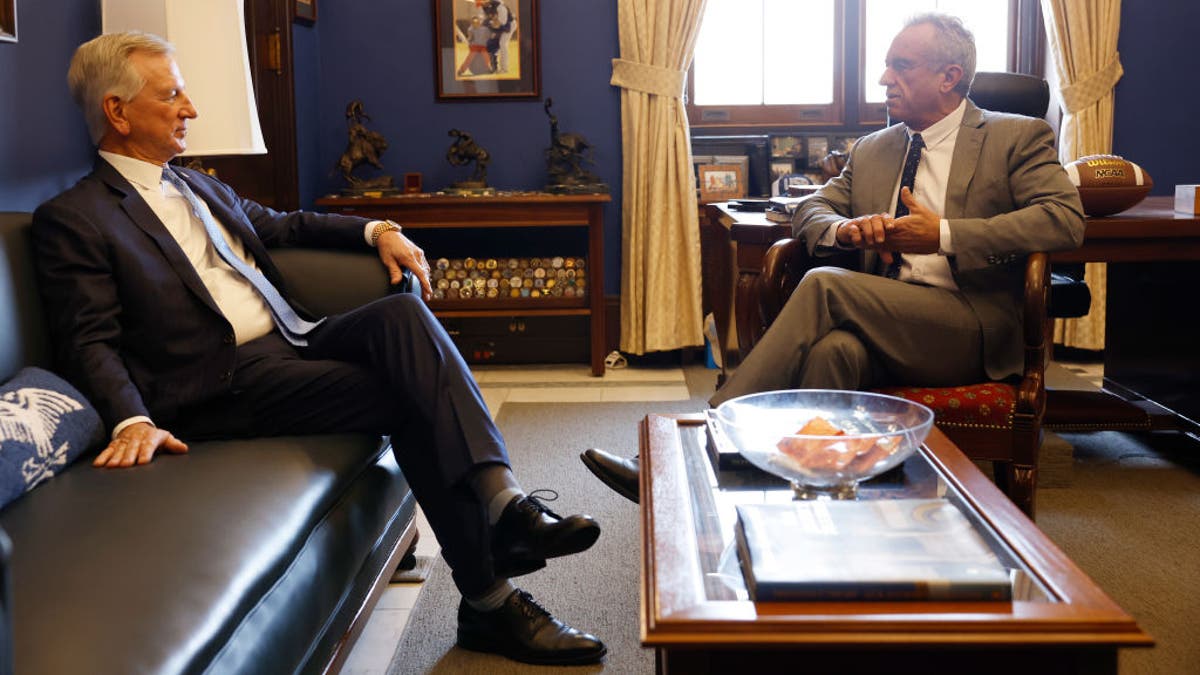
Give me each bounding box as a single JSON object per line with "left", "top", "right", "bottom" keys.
{"left": 807, "top": 136, "right": 829, "bottom": 167}
{"left": 770, "top": 134, "right": 804, "bottom": 158}
{"left": 770, "top": 159, "right": 795, "bottom": 182}
{"left": 0, "top": 0, "right": 16, "bottom": 42}
{"left": 698, "top": 164, "right": 746, "bottom": 202}
{"left": 293, "top": 0, "right": 316, "bottom": 24}
{"left": 433, "top": 0, "right": 540, "bottom": 100}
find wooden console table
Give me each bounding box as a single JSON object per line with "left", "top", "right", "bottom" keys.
{"left": 316, "top": 193, "right": 610, "bottom": 375}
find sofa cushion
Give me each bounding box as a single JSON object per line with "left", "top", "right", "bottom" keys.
{"left": 0, "top": 433, "right": 413, "bottom": 675}
{"left": 0, "top": 367, "right": 104, "bottom": 509}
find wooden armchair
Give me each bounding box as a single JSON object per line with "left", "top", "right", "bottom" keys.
{"left": 757, "top": 238, "right": 1050, "bottom": 518}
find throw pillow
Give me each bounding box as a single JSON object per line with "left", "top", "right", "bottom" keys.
{"left": 0, "top": 367, "right": 104, "bottom": 509}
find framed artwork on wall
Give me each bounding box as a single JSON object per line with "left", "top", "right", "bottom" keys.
{"left": 0, "top": 0, "right": 17, "bottom": 43}
{"left": 293, "top": 0, "right": 316, "bottom": 24}
{"left": 698, "top": 163, "right": 746, "bottom": 202}
{"left": 433, "top": 0, "right": 540, "bottom": 100}
{"left": 769, "top": 134, "right": 804, "bottom": 159}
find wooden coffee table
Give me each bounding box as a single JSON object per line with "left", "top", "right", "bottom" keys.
{"left": 639, "top": 414, "right": 1152, "bottom": 674}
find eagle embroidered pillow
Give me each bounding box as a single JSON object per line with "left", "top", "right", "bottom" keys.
{"left": 0, "top": 367, "right": 104, "bottom": 509}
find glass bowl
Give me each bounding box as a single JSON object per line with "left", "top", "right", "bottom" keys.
{"left": 713, "top": 389, "right": 934, "bottom": 499}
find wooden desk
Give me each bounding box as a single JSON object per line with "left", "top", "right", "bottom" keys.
{"left": 713, "top": 197, "right": 1200, "bottom": 427}
{"left": 641, "top": 414, "right": 1151, "bottom": 674}
{"left": 317, "top": 193, "right": 609, "bottom": 375}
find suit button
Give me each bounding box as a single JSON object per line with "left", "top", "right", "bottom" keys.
{"left": 223, "top": 333, "right": 235, "bottom": 344}
{"left": 221, "top": 370, "right": 232, "bottom": 380}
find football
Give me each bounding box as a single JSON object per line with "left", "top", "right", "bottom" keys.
{"left": 1064, "top": 154, "right": 1153, "bottom": 217}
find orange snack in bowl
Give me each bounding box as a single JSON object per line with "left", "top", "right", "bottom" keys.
{"left": 775, "top": 416, "right": 897, "bottom": 474}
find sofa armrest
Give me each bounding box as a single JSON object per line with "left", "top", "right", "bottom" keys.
{"left": 271, "top": 248, "right": 404, "bottom": 318}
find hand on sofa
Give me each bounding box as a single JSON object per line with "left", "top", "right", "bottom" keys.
{"left": 93, "top": 421, "right": 188, "bottom": 469}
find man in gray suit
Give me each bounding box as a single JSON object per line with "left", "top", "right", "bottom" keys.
{"left": 582, "top": 12, "right": 1085, "bottom": 502}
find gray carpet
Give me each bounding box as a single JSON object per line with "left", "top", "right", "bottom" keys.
{"left": 389, "top": 399, "right": 1200, "bottom": 674}
{"left": 388, "top": 399, "right": 702, "bottom": 674}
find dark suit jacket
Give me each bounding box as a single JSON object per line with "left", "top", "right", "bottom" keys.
{"left": 32, "top": 158, "right": 372, "bottom": 429}
{"left": 795, "top": 101, "right": 1086, "bottom": 380}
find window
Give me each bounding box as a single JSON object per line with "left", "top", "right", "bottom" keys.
{"left": 687, "top": 0, "right": 1039, "bottom": 129}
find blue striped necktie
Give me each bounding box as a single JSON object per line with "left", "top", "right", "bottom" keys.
{"left": 886, "top": 132, "right": 925, "bottom": 279}
{"left": 162, "top": 167, "right": 323, "bottom": 346}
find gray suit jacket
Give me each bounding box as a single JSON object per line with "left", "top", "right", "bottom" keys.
{"left": 794, "top": 100, "right": 1085, "bottom": 380}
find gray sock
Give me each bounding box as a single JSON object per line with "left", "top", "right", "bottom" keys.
{"left": 468, "top": 463, "right": 525, "bottom": 525}
{"left": 465, "top": 579, "right": 516, "bottom": 612}
{"left": 487, "top": 487, "right": 523, "bottom": 525}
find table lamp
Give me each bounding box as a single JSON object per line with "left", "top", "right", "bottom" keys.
{"left": 101, "top": 0, "right": 267, "bottom": 159}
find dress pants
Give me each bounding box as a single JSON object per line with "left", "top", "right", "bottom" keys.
{"left": 169, "top": 292, "right": 507, "bottom": 597}
{"left": 710, "top": 266, "right": 989, "bottom": 407}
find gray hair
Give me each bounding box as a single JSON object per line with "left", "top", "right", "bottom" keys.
{"left": 68, "top": 31, "right": 174, "bottom": 144}
{"left": 904, "top": 12, "right": 976, "bottom": 97}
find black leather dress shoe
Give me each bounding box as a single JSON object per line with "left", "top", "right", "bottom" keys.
{"left": 491, "top": 493, "right": 600, "bottom": 578}
{"left": 580, "top": 449, "right": 640, "bottom": 504}
{"left": 457, "top": 589, "right": 607, "bottom": 665}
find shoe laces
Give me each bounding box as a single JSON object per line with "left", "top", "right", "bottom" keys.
{"left": 512, "top": 589, "right": 552, "bottom": 622}
{"left": 523, "top": 488, "right": 562, "bottom": 520}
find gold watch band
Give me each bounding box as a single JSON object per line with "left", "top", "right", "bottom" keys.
{"left": 370, "top": 219, "right": 402, "bottom": 247}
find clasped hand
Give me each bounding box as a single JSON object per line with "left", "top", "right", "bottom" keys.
{"left": 835, "top": 187, "right": 941, "bottom": 264}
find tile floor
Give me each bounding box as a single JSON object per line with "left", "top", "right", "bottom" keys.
{"left": 339, "top": 355, "right": 1106, "bottom": 673}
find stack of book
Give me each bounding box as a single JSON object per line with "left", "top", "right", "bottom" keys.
{"left": 735, "top": 498, "right": 1013, "bottom": 602}
{"left": 765, "top": 195, "right": 812, "bottom": 223}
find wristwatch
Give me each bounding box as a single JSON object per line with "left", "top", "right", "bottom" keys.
{"left": 369, "top": 219, "right": 402, "bottom": 246}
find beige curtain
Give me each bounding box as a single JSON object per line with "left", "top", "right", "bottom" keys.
{"left": 610, "top": 0, "right": 707, "bottom": 354}
{"left": 1041, "top": 0, "right": 1123, "bottom": 351}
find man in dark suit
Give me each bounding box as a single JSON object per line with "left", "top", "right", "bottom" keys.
{"left": 35, "top": 31, "right": 605, "bottom": 666}
{"left": 583, "top": 12, "right": 1085, "bottom": 502}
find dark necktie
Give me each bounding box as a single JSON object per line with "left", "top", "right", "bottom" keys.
{"left": 886, "top": 132, "right": 925, "bottom": 279}
{"left": 162, "top": 167, "right": 323, "bottom": 346}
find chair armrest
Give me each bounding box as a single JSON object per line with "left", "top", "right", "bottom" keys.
{"left": 759, "top": 239, "right": 857, "bottom": 332}
{"left": 271, "top": 248, "right": 393, "bottom": 318}
{"left": 1018, "top": 252, "right": 1050, "bottom": 419}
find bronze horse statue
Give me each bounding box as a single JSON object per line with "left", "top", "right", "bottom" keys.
{"left": 446, "top": 129, "right": 490, "bottom": 186}
{"left": 336, "top": 100, "right": 393, "bottom": 189}
{"left": 544, "top": 98, "right": 601, "bottom": 187}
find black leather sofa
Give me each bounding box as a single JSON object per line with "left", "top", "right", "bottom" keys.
{"left": 0, "top": 212, "right": 419, "bottom": 674}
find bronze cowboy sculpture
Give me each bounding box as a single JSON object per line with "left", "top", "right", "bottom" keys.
{"left": 445, "top": 129, "right": 493, "bottom": 194}
{"left": 543, "top": 98, "right": 608, "bottom": 194}
{"left": 336, "top": 100, "right": 399, "bottom": 195}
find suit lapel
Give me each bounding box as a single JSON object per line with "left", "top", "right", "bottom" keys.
{"left": 945, "top": 102, "right": 986, "bottom": 219}
{"left": 177, "top": 170, "right": 283, "bottom": 282}
{"left": 94, "top": 159, "right": 225, "bottom": 316}
{"left": 866, "top": 125, "right": 908, "bottom": 214}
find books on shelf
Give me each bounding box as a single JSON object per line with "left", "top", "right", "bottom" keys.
{"left": 734, "top": 498, "right": 1013, "bottom": 602}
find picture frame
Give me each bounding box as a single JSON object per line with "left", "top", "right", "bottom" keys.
{"left": 433, "top": 0, "right": 540, "bottom": 100}
{"left": 0, "top": 0, "right": 16, "bottom": 43}
{"left": 807, "top": 136, "right": 830, "bottom": 168}
{"left": 698, "top": 163, "right": 746, "bottom": 202}
{"left": 834, "top": 135, "right": 859, "bottom": 154}
{"left": 769, "top": 134, "right": 804, "bottom": 159}
{"left": 293, "top": 0, "right": 316, "bottom": 24}
{"left": 770, "top": 159, "right": 795, "bottom": 182}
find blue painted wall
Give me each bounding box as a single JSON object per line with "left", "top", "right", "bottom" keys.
{"left": 0, "top": 0, "right": 99, "bottom": 212}
{"left": 1114, "top": 1, "right": 1200, "bottom": 195}
{"left": 300, "top": 0, "right": 622, "bottom": 290}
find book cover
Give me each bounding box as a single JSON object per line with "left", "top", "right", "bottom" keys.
{"left": 735, "top": 499, "right": 1013, "bottom": 602}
